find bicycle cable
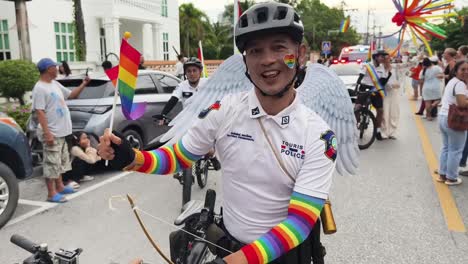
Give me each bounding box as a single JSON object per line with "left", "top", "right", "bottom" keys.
{"left": 132, "top": 206, "right": 234, "bottom": 254}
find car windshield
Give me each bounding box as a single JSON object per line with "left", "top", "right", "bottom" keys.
{"left": 58, "top": 79, "right": 114, "bottom": 99}
{"left": 330, "top": 64, "right": 361, "bottom": 76}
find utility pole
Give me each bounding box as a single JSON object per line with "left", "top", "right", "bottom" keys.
{"left": 9, "top": 0, "right": 32, "bottom": 61}
{"left": 378, "top": 26, "right": 383, "bottom": 50}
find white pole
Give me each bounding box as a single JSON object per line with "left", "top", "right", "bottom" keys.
{"left": 199, "top": 40, "right": 206, "bottom": 78}
{"left": 105, "top": 79, "right": 119, "bottom": 166}
{"left": 234, "top": 0, "right": 239, "bottom": 54}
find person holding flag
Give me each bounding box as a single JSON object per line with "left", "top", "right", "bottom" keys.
{"left": 355, "top": 50, "right": 392, "bottom": 140}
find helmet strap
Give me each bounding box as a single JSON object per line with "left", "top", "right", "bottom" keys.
{"left": 242, "top": 52, "right": 300, "bottom": 98}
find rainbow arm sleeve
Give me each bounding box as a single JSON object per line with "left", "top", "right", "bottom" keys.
{"left": 240, "top": 192, "right": 325, "bottom": 264}
{"left": 132, "top": 140, "right": 201, "bottom": 175}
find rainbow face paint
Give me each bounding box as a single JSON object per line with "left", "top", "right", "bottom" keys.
{"left": 284, "top": 54, "right": 296, "bottom": 69}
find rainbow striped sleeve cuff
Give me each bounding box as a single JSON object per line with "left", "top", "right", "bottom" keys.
{"left": 134, "top": 140, "right": 201, "bottom": 175}
{"left": 241, "top": 192, "right": 325, "bottom": 264}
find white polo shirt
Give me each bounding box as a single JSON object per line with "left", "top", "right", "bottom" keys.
{"left": 360, "top": 63, "right": 388, "bottom": 86}
{"left": 182, "top": 89, "right": 336, "bottom": 243}
{"left": 172, "top": 78, "right": 208, "bottom": 107}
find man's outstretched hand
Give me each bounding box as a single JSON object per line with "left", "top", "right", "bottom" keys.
{"left": 98, "top": 129, "right": 137, "bottom": 170}
{"left": 98, "top": 128, "right": 122, "bottom": 160}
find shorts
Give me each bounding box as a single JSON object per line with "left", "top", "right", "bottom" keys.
{"left": 356, "top": 84, "right": 384, "bottom": 109}
{"left": 43, "top": 137, "right": 71, "bottom": 179}
{"left": 411, "top": 79, "right": 420, "bottom": 89}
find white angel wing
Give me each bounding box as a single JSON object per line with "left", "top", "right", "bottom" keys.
{"left": 297, "top": 64, "right": 359, "bottom": 175}
{"left": 157, "top": 54, "right": 253, "bottom": 145}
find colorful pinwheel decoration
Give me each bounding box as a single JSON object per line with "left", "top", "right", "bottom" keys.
{"left": 389, "top": 0, "right": 457, "bottom": 56}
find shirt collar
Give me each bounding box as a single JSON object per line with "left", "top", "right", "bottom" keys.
{"left": 247, "top": 89, "right": 299, "bottom": 128}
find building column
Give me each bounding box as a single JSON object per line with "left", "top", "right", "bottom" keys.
{"left": 102, "top": 17, "right": 120, "bottom": 59}
{"left": 142, "top": 23, "right": 154, "bottom": 60}
{"left": 152, "top": 23, "right": 161, "bottom": 60}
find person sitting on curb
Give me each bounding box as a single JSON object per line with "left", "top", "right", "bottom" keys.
{"left": 62, "top": 132, "right": 102, "bottom": 189}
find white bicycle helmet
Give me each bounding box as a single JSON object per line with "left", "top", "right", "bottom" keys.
{"left": 235, "top": 2, "right": 304, "bottom": 53}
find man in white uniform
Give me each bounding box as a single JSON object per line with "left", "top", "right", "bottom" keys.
{"left": 157, "top": 57, "right": 207, "bottom": 122}
{"left": 355, "top": 50, "right": 391, "bottom": 140}
{"left": 99, "top": 2, "right": 336, "bottom": 264}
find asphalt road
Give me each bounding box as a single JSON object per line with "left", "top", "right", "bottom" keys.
{"left": 1, "top": 84, "right": 468, "bottom": 264}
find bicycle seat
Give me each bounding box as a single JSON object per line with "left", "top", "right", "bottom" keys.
{"left": 174, "top": 200, "right": 204, "bottom": 226}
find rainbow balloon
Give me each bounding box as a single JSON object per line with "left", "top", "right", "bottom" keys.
{"left": 340, "top": 16, "right": 350, "bottom": 33}
{"left": 389, "top": 0, "right": 456, "bottom": 56}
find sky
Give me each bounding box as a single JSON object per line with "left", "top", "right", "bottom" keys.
{"left": 178, "top": 0, "right": 468, "bottom": 34}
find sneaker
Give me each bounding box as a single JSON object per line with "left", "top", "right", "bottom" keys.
{"left": 436, "top": 175, "right": 447, "bottom": 182}
{"left": 67, "top": 181, "right": 80, "bottom": 189}
{"left": 445, "top": 178, "right": 462, "bottom": 185}
{"left": 81, "top": 175, "right": 94, "bottom": 182}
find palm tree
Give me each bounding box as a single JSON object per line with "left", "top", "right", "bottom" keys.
{"left": 8, "top": 0, "right": 32, "bottom": 61}
{"left": 179, "top": 3, "right": 211, "bottom": 57}
{"left": 73, "top": 0, "right": 86, "bottom": 61}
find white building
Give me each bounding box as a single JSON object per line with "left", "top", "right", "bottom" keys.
{"left": 0, "top": 0, "right": 180, "bottom": 64}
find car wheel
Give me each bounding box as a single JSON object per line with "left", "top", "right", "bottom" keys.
{"left": 0, "top": 162, "right": 19, "bottom": 229}
{"left": 123, "top": 129, "right": 143, "bottom": 150}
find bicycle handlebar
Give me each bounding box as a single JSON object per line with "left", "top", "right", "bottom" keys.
{"left": 10, "top": 234, "right": 38, "bottom": 254}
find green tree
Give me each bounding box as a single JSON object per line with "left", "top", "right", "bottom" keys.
{"left": 221, "top": 0, "right": 255, "bottom": 25}
{"left": 179, "top": 3, "right": 211, "bottom": 57}
{"left": 296, "top": 0, "right": 360, "bottom": 56}
{"left": 204, "top": 22, "right": 232, "bottom": 59}
{"left": 0, "top": 60, "right": 38, "bottom": 105}
{"left": 73, "top": 0, "right": 87, "bottom": 61}
{"left": 431, "top": 7, "right": 468, "bottom": 53}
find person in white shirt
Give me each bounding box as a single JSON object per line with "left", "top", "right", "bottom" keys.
{"left": 355, "top": 50, "right": 392, "bottom": 140}
{"left": 157, "top": 57, "right": 207, "bottom": 123}
{"left": 98, "top": 2, "right": 336, "bottom": 263}
{"left": 32, "top": 58, "right": 89, "bottom": 203}
{"left": 381, "top": 56, "right": 401, "bottom": 139}
{"left": 436, "top": 60, "right": 468, "bottom": 185}
{"left": 174, "top": 54, "right": 185, "bottom": 79}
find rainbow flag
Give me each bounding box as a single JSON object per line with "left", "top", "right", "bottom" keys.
{"left": 340, "top": 16, "right": 350, "bottom": 33}
{"left": 364, "top": 63, "right": 386, "bottom": 97}
{"left": 105, "top": 66, "right": 118, "bottom": 87}
{"left": 110, "top": 38, "right": 146, "bottom": 120}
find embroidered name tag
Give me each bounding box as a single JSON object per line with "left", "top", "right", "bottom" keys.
{"left": 227, "top": 132, "right": 254, "bottom": 142}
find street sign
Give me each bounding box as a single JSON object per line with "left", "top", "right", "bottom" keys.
{"left": 322, "top": 41, "right": 331, "bottom": 55}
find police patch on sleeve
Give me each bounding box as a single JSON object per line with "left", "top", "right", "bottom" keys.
{"left": 198, "top": 100, "right": 221, "bottom": 119}
{"left": 320, "top": 130, "right": 337, "bottom": 161}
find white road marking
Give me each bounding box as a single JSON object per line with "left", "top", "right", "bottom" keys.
{"left": 65, "top": 171, "right": 132, "bottom": 200}
{"left": 6, "top": 204, "right": 55, "bottom": 227}
{"left": 18, "top": 199, "right": 51, "bottom": 207}
{"left": 6, "top": 171, "right": 132, "bottom": 227}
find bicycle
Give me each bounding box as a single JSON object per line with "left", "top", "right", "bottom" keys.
{"left": 151, "top": 115, "right": 215, "bottom": 209}
{"left": 10, "top": 234, "right": 83, "bottom": 264}
{"left": 171, "top": 189, "right": 219, "bottom": 264}
{"left": 354, "top": 89, "right": 378, "bottom": 150}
